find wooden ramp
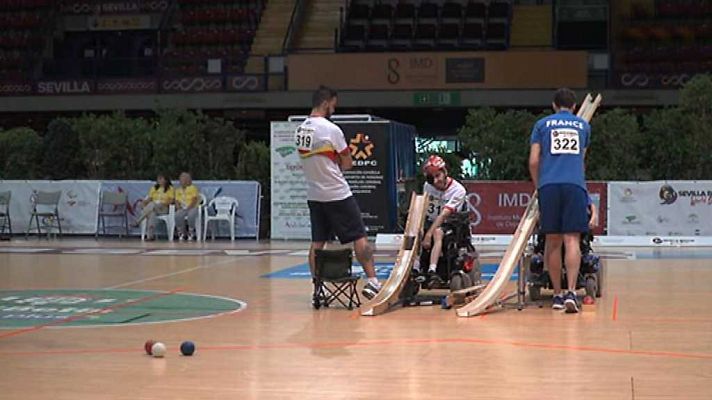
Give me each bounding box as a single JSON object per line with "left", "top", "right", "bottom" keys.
{"left": 456, "top": 94, "right": 603, "bottom": 317}
{"left": 360, "top": 193, "right": 429, "bottom": 316}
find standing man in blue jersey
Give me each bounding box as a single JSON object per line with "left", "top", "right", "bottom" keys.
{"left": 528, "top": 88, "right": 591, "bottom": 313}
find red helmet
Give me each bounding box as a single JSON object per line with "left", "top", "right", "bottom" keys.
{"left": 423, "top": 155, "right": 447, "bottom": 176}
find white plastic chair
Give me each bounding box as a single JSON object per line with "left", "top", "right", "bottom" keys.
{"left": 194, "top": 193, "right": 206, "bottom": 241}
{"left": 140, "top": 204, "right": 176, "bottom": 241}
{"left": 203, "top": 196, "right": 239, "bottom": 241}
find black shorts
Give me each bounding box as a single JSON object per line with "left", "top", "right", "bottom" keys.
{"left": 308, "top": 196, "right": 367, "bottom": 244}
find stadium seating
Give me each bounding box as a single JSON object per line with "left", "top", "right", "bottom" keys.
{"left": 0, "top": 0, "right": 52, "bottom": 80}
{"left": 615, "top": 0, "right": 712, "bottom": 88}
{"left": 339, "top": 0, "right": 512, "bottom": 51}
{"left": 164, "top": 0, "right": 265, "bottom": 75}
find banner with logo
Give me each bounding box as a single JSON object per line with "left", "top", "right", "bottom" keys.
{"left": 96, "top": 78, "right": 156, "bottom": 94}
{"left": 608, "top": 181, "right": 712, "bottom": 236}
{"left": 0, "top": 180, "right": 101, "bottom": 234}
{"left": 226, "top": 75, "right": 265, "bottom": 92}
{"left": 616, "top": 71, "right": 692, "bottom": 89}
{"left": 0, "top": 81, "right": 33, "bottom": 96}
{"left": 100, "top": 180, "right": 260, "bottom": 238}
{"left": 88, "top": 14, "right": 151, "bottom": 30}
{"left": 61, "top": 1, "right": 169, "bottom": 14}
{"left": 270, "top": 119, "right": 414, "bottom": 239}
{"left": 463, "top": 181, "right": 607, "bottom": 235}
{"left": 288, "top": 51, "right": 587, "bottom": 90}
{"left": 341, "top": 123, "right": 393, "bottom": 234}
{"left": 35, "top": 80, "right": 94, "bottom": 95}
{"left": 161, "top": 76, "right": 223, "bottom": 93}
{"left": 270, "top": 121, "right": 311, "bottom": 240}
{"left": 0, "top": 180, "right": 259, "bottom": 237}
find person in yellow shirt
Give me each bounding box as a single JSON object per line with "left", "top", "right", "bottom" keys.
{"left": 174, "top": 172, "right": 200, "bottom": 241}
{"left": 134, "top": 174, "right": 174, "bottom": 240}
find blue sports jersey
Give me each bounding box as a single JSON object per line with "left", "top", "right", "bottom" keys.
{"left": 530, "top": 110, "right": 590, "bottom": 190}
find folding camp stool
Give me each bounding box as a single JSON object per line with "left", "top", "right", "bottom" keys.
{"left": 312, "top": 248, "right": 361, "bottom": 310}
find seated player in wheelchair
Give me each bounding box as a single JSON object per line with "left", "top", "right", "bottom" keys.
{"left": 529, "top": 196, "right": 602, "bottom": 300}
{"left": 412, "top": 155, "right": 480, "bottom": 291}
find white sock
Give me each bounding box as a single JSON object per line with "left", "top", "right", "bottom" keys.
{"left": 428, "top": 264, "right": 437, "bottom": 272}
{"left": 368, "top": 277, "right": 380, "bottom": 288}
{"left": 413, "top": 259, "right": 421, "bottom": 272}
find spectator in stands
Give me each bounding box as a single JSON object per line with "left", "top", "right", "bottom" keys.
{"left": 174, "top": 172, "right": 200, "bottom": 241}
{"left": 134, "top": 174, "right": 175, "bottom": 240}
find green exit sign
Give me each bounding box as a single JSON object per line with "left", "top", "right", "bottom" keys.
{"left": 413, "top": 91, "right": 461, "bottom": 106}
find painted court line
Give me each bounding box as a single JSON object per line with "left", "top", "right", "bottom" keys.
{"left": 61, "top": 248, "right": 142, "bottom": 255}
{"left": 143, "top": 249, "right": 217, "bottom": 256}
{"left": 0, "top": 247, "right": 54, "bottom": 253}
{"left": 106, "top": 258, "right": 237, "bottom": 289}
{"left": 224, "top": 250, "right": 251, "bottom": 256}
{"left": 1, "top": 336, "right": 710, "bottom": 361}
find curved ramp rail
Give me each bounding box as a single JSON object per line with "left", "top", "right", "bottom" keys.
{"left": 456, "top": 93, "right": 602, "bottom": 317}
{"left": 361, "top": 192, "right": 429, "bottom": 316}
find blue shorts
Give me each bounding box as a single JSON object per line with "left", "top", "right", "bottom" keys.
{"left": 538, "top": 184, "right": 588, "bottom": 234}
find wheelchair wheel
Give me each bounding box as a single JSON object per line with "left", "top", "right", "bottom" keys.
{"left": 450, "top": 273, "right": 472, "bottom": 291}
{"left": 467, "top": 258, "right": 482, "bottom": 285}
{"left": 595, "top": 264, "right": 603, "bottom": 298}
{"left": 585, "top": 276, "right": 597, "bottom": 298}
{"left": 529, "top": 285, "right": 541, "bottom": 302}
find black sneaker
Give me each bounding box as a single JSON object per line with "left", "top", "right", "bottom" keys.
{"left": 564, "top": 291, "right": 579, "bottom": 314}
{"left": 362, "top": 281, "right": 381, "bottom": 300}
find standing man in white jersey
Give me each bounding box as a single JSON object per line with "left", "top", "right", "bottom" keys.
{"left": 418, "top": 155, "right": 467, "bottom": 284}
{"left": 295, "top": 86, "right": 381, "bottom": 299}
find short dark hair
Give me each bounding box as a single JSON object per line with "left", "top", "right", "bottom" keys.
{"left": 312, "top": 85, "right": 337, "bottom": 108}
{"left": 553, "top": 88, "right": 576, "bottom": 109}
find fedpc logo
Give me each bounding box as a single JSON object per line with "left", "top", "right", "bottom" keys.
{"left": 349, "top": 133, "right": 377, "bottom": 166}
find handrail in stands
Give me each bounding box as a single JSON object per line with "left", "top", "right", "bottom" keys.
{"left": 282, "top": 0, "right": 306, "bottom": 53}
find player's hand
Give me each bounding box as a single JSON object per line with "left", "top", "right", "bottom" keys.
{"left": 588, "top": 214, "right": 598, "bottom": 228}
{"left": 422, "top": 232, "right": 432, "bottom": 250}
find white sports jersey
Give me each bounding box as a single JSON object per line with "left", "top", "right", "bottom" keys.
{"left": 296, "top": 116, "right": 353, "bottom": 202}
{"left": 424, "top": 178, "right": 467, "bottom": 221}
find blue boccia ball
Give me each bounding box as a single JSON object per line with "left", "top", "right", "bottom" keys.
{"left": 180, "top": 341, "right": 196, "bottom": 356}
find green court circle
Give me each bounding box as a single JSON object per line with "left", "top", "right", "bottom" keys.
{"left": 0, "top": 289, "right": 246, "bottom": 328}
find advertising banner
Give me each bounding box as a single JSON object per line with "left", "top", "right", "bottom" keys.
{"left": 463, "top": 181, "right": 607, "bottom": 235}
{"left": 341, "top": 123, "right": 393, "bottom": 234}
{"left": 288, "top": 51, "right": 587, "bottom": 90}
{"left": 270, "top": 120, "right": 402, "bottom": 239}
{"left": 270, "top": 122, "right": 310, "bottom": 240}
{"left": 0, "top": 180, "right": 101, "bottom": 234}
{"left": 608, "top": 181, "right": 712, "bottom": 236}
{"left": 100, "top": 180, "right": 260, "bottom": 238}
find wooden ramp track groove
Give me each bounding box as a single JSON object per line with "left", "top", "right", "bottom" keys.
{"left": 456, "top": 93, "right": 603, "bottom": 317}
{"left": 360, "top": 193, "right": 429, "bottom": 316}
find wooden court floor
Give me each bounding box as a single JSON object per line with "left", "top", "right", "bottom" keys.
{"left": 0, "top": 238, "right": 711, "bottom": 399}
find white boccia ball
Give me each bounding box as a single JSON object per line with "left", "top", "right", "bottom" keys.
{"left": 151, "top": 342, "right": 167, "bottom": 358}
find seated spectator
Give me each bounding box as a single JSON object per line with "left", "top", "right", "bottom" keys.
{"left": 134, "top": 174, "right": 174, "bottom": 240}
{"left": 174, "top": 172, "right": 200, "bottom": 241}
